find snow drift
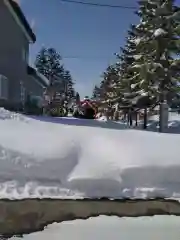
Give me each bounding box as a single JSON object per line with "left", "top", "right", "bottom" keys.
{"left": 0, "top": 108, "right": 180, "bottom": 199}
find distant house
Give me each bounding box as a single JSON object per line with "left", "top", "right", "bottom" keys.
{"left": 0, "top": 0, "right": 49, "bottom": 109}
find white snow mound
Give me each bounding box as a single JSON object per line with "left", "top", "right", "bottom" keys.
{"left": 0, "top": 108, "right": 180, "bottom": 199}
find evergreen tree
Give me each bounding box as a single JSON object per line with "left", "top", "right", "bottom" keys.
{"left": 127, "top": 0, "right": 180, "bottom": 130}
{"left": 75, "top": 92, "right": 80, "bottom": 103}
{"left": 98, "top": 64, "right": 120, "bottom": 103}
{"left": 114, "top": 24, "right": 142, "bottom": 106}
{"left": 35, "top": 47, "right": 64, "bottom": 85}
{"left": 63, "top": 70, "right": 75, "bottom": 99}
{"left": 92, "top": 85, "right": 101, "bottom": 100}
{"left": 130, "top": 0, "right": 180, "bottom": 102}
{"left": 95, "top": 0, "right": 180, "bottom": 127}
{"left": 35, "top": 47, "right": 77, "bottom": 102}
{"left": 109, "top": 0, "right": 180, "bottom": 129}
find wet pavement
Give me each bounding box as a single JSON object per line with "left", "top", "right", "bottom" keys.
{"left": 1, "top": 198, "right": 180, "bottom": 237}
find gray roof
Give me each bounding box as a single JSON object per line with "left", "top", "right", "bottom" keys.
{"left": 7, "top": 0, "right": 36, "bottom": 42}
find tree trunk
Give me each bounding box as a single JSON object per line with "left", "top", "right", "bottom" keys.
{"left": 143, "top": 107, "right": 147, "bottom": 129}
{"left": 135, "top": 111, "right": 138, "bottom": 126}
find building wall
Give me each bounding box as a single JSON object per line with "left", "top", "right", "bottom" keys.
{"left": 0, "top": 0, "right": 30, "bottom": 105}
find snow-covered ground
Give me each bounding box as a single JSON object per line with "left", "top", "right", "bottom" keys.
{"left": 11, "top": 216, "right": 180, "bottom": 240}
{"left": 137, "top": 112, "right": 180, "bottom": 133}
{"left": 1, "top": 108, "right": 180, "bottom": 199}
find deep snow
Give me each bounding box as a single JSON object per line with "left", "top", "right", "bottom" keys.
{"left": 0, "top": 108, "right": 180, "bottom": 199}
{"left": 11, "top": 216, "right": 180, "bottom": 240}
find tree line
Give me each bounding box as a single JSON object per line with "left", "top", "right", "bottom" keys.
{"left": 92, "top": 0, "right": 180, "bottom": 110}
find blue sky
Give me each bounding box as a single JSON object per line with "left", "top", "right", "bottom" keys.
{"left": 20, "top": 0, "right": 179, "bottom": 98}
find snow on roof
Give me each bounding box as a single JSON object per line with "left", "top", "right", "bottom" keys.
{"left": 27, "top": 66, "right": 49, "bottom": 86}
{"left": 36, "top": 70, "right": 49, "bottom": 86}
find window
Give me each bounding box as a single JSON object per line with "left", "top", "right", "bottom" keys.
{"left": 0, "top": 75, "right": 8, "bottom": 100}
{"left": 22, "top": 48, "right": 28, "bottom": 62}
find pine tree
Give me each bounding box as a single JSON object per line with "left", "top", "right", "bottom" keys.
{"left": 129, "top": 0, "right": 180, "bottom": 131}
{"left": 114, "top": 24, "right": 142, "bottom": 106}
{"left": 35, "top": 47, "right": 78, "bottom": 102}
{"left": 92, "top": 85, "right": 101, "bottom": 100}
{"left": 99, "top": 64, "right": 120, "bottom": 103}
{"left": 75, "top": 92, "right": 80, "bottom": 103}
{"left": 63, "top": 70, "right": 75, "bottom": 99}
{"left": 131, "top": 0, "right": 180, "bottom": 103}
{"left": 35, "top": 47, "right": 64, "bottom": 85}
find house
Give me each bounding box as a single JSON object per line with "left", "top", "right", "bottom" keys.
{"left": 0, "top": 0, "right": 49, "bottom": 109}
{"left": 27, "top": 65, "right": 49, "bottom": 98}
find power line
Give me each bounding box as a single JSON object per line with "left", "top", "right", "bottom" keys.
{"left": 59, "top": 0, "right": 137, "bottom": 9}
{"left": 61, "top": 55, "right": 115, "bottom": 59}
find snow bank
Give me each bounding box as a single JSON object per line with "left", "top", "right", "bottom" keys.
{"left": 12, "top": 216, "right": 180, "bottom": 240}
{"left": 1, "top": 108, "right": 180, "bottom": 199}
{"left": 0, "top": 108, "right": 29, "bottom": 122}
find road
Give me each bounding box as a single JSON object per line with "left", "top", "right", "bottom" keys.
{"left": 1, "top": 198, "right": 180, "bottom": 237}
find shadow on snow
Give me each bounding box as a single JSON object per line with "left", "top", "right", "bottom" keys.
{"left": 28, "top": 115, "right": 130, "bottom": 131}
